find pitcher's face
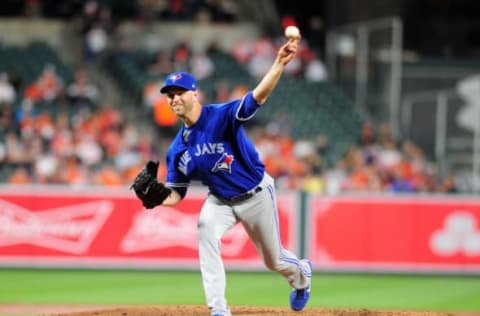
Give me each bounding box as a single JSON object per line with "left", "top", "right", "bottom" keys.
{"left": 166, "top": 88, "right": 196, "bottom": 117}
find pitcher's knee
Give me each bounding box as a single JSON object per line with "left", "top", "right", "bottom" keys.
{"left": 264, "top": 258, "right": 283, "bottom": 272}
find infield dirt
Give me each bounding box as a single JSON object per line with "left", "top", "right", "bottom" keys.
{"left": 3, "top": 304, "right": 478, "bottom": 316}
{"left": 52, "top": 306, "right": 453, "bottom": 316}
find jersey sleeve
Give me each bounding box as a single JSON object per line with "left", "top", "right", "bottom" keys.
{"left": 165, "top": 169, "right": 189, "bottom": 199}
{"left": 165, "top": 147, "right": 190, "bottom": 199}
{"left": 234, "top": 91, "right": 261, "bottom": 121}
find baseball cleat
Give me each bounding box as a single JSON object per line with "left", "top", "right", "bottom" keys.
{"left": 290, "top": 259, "right": 312, "bottom": 311}
{"left": 289, "top": 285, "right": 311, "bottom": 311}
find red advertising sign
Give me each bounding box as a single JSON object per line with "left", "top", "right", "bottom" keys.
{"left": 308, "top": 195, "right": 480, "bottom": 272}
{"left": 0, "top": 187, "right": 297, "bottom": 270}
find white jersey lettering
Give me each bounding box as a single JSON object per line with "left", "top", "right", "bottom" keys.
{"left": 178, "top": 150, "right": 191, "bottom": 175}
{"left": 194, "top": 143, "right": 225, "bottom": 156}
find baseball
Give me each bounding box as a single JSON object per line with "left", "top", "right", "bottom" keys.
{"left": 284, "top": 26, "right": 300, "bottom": 39}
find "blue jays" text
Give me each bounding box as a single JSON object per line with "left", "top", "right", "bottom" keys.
{"left": 194, "top": 143, "right": 225, "bottom": 156}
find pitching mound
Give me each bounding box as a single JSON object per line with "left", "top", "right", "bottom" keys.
{"left": 39, "top": 305, "right": 456, "bottom": 316}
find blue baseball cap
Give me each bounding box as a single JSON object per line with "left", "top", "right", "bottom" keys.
{"left": 160, "top": 71, "right": 197, "bottom": 93}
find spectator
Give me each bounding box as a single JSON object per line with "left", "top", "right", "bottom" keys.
{"left": 74, "top": 133, "right": 103, "bottom": 166}
{"left": 79, "top": 1, "right": 113, "bottom": 64}
{"left": 377, "top": 138, "right": 402, "bottom": 170}
{"left": 172, "top": 40, "right": 191, "bottom": 71}
{"left": 15, "top": 99, "right": 38, "bottom": 139}
{"left": 152, "top": 95, "right": 179, "bottom": 140}
{"left": 295, "top": 138, "right": 324, "bottom": 193}
{"left": 215, "top": 80, "right": 231, "bottom": 103}
{"left": 400, "top": 140, "right": 428, "bottom": 190}
{"left": 94, "top": 165, "right": 123, "bottom": 186}
{"left": 137, "top": 0, "right": 170, "bottom": 22}
{"left": 143, "top": 81, "right": 162, "bottom": 108}
{"left": 271, "top": 111, "right": 292, "bottom": 137}
{"left": 341, "top": 145, "right": 382, "bottom": 192}
{"left": 284, "top": 53, "right": 303, "bottom": 77}
{"left": 247, "top": 38, "right": 276, "bottom": 78}
{"left": 0, "top": 105, "right": 15, "bottom": 135}
{"left": 438, "top": 174, "right": 458, "bottom": 193}
{"left": 81, "top": 0, "right": 100, "bottom": 31}
{"left": 315, "top": 134, "right": 329, "bottom": 159}
{"left": 377, "top": 121, "right": 395, "bottom": 145}
{"left": 8, "top": 167, "right": 32, "bottom": 185}
{"left": 293, "top": 138, "right": 315, "bottom": 162}
{"left": 229, "top": 83, "right": 249, "bottom": 100}
{"left": 58, "top": 155, "right": 89, "bottom": 186}
{"left": 194, "top": 6, "right": 212, "bottom": 24}
{"left": 388, "top": 165, "right": 415, "bottom": 193}
{"left": 143, "top": 81, "right": 179, "bottom": 140}
{"left": 166, "top": 0, "right": 188, "bottom": 20}
{"left": 324, "top": 160, "right": 348, "bottom": 195}
{"left": 50, "top": 113, "right": 74, "bottom": 158}
{"left": 358, "top": 121, "right": 376, "bottom": 146}
{"left": 84, "top": 22, "right": 109, "bottom": 64}
{"left": 24, "top": 64, "right": 64, "bottom": 103}
{"left": 301, "top": 170, "right": 325, "bottom": 193}
{"left": 232, "top": 39, "right": 253, "bottom": 65}
{"left": 0, "top": 139, "right": 5, "bottom": 164}
{"left": 304, "top": 52, "right": 328, "bottom": 82}
{"left": 148, "top": 51, "right": 174, "bottom": 77}
{"left": 114, "top": 142, "right": 142, "bottom": 175}
{"left": 190, "top": 51, "right": 214, "bottom": 80}
{"left": 34, "top": 148, "right": 60, "bottom": 184}
{"left": 357, "top": 121, "right": 380, "bottom": 165}
{"left": 0, "top": 73, "right": 16, "bottom": 105}
{"left": 35, "top": 110, "right": 56, "bottom": 141}
{"left": 204, "top": 0, "right": 239, "bottom": 23}
{"left": 6, "top": 70, "right": 23, "bottom": 94}
{"left": 67, "top": 68, "right": 99, "bottom": 109}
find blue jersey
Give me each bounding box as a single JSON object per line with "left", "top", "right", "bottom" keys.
{"left": 165, "top": 91, "right": 265, "bottom": 199}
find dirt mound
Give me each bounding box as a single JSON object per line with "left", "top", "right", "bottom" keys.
{"left": 38, "top": 305, "right": 454, "bottom": 316}
{"left": 2, "top": 304, "right": 469, "bottom": 316}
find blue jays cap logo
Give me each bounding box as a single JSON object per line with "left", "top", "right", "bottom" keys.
{"left": 160, "top": 71, "right": 197, "bottom": 93}
{"left": 212, "top": 152, "right": 234, "bottom": 173}
{"left": 170, "top": 73, "right": 182, "bottom": 82}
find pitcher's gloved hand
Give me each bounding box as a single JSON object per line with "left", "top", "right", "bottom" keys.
{"left": 130, "top": 160, "right": 171, "bottom": 209}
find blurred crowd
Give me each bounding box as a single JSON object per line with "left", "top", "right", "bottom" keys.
{"left": 140, "top": 32, "right": 327, "bottom": 81}
{"left": 0, "top": 65, "right": 157, "bottom": 187}
{"left": 0, "top": 0, "right": 459, "bottom": 193}
{"left": 0, "top": 57, "right": 457, "bottom": 194}
{"left": 19, "top": 0, "right": 239, "bottom": 23}
{"left": 73, "top": 0, "right": 328, "bottom": 76}
{"left": 254, "top": 120, "right": 459, "bottom": 195}
{"left": 136, "top": 0, "right": 239, "bottom": 23}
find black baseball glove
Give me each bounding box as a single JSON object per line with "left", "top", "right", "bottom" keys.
{"left": 130, "top": 160, "right": 172, "bottom": 209}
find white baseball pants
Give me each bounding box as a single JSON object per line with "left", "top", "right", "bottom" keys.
{"left": 197, "top": 173, "right": 310, "bottom": 314}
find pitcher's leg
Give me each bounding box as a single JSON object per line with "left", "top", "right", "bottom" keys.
{"left": 235, "top": 175, "right": 311, "bottom": 290}
{"left": 198, "top": 196, "right": 236, "bottom": 315}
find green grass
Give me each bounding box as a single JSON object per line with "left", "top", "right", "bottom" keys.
{"left": 0, "top": 269, "right": 479, "bottom": 312}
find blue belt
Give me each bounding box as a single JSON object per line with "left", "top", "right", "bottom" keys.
{"left": 214, "top": 186, "right": 263, "bottom": 204}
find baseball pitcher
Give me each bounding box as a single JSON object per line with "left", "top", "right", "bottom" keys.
{"left": 131, "top": 37, "right": 312, "bottom": 316}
